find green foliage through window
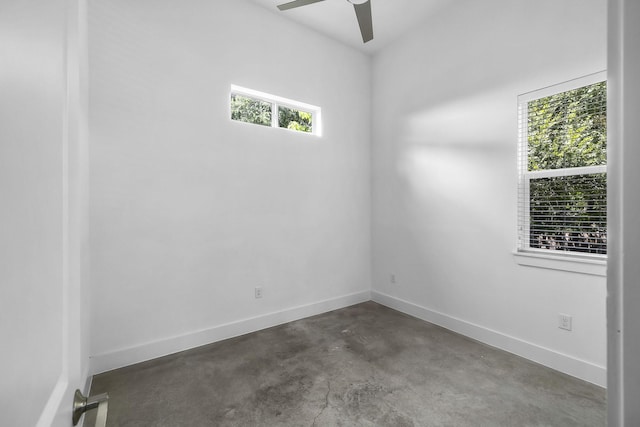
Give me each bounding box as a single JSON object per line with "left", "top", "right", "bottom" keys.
{"left": 230, "top": 94, "right": 272, "bottom": 127}
{"left": 230, "top": 87, "right": 318, "bottom": 135}
{"left": 528, "top": 82, "right": 607, "bottom": 171}
{"left": 278, "top": 105, "right": 312, "bottom": 133}
{"left": 522, "top": 80, "right": 607, "bottom": 256}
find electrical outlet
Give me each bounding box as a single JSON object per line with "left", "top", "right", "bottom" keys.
{"left": 558, "top": 313, "right": 572, "bottom": 331}
{"left": 390, "top": 274, "right": 396, "bottom": 284}
{"left": 255, "top": 287, "right": 263, "bottom": 299}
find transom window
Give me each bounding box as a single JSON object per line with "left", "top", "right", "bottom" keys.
{"left": 517, "top": 73, "right": 607, "bottom": 259}
{"left": 230, "top": 85, "right": 321, "bottom": 136}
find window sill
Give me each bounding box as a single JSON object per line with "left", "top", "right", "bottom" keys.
{"left": 513, "top": 251, "right": 606, "bottom": 276}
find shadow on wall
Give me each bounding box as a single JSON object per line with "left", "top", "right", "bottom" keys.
{"left": 395, "top": 86, "right": 515, "bottom": 228}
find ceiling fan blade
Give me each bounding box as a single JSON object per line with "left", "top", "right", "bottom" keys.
{"left": 353, "top": 0, "right": 373, "bottom": 43}
{"left": 277, "top": 0, "right": 326, "bottom": 11}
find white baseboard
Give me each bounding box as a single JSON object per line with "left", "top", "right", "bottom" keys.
{"left": 90, "top": 289, "right": 606, "bottom": 387}
{"left": 90, "top": 290, "right": 371, "bottom": 375}
{"left": 371, "top": 290, "right": 606, "bottom": 388}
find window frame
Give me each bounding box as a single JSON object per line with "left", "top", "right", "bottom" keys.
{"left": 515, "top": 71, "right": 607, "bottom": 275}
{"left": 230, "top": 85, "right": 322, "bottom": 136}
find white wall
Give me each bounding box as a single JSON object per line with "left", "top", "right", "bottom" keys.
{"left": 89, "top": 0, "right": 371, "bottom": 372}
{"left": 371, "top": 0, "right": 607, "bottom": 386}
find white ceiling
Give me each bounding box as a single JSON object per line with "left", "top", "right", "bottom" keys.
{"left": 248, "top": 0, "right": 450, "bottom": 54}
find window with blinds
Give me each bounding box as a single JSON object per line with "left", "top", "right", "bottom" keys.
{"left": 517, "top": 73, "right": 607, "bottom": 258}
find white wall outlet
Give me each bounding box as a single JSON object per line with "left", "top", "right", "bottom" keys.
{"left": 559, "top": 313, "right": 572, "bottom": 331}
{"left": 390, "top": 274, "right": 396, "bottom": 284}
{"left": 254, "top": 286, "right": 263, "bottom": 299}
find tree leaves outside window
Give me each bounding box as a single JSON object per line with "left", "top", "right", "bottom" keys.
{"left": 278, "top": 105, "right": 312, "bottom": 133}
{"left": 230, "top": 92, "right": 314, "bottom": 134}
{"left": 230, "top": 94, "right": 272, "bottom": 127}
{"left": 528, "top": 82, "right": 606, "bottom": 171}
{"left": 525, "top": 81, "right": 607, "bottom": 255}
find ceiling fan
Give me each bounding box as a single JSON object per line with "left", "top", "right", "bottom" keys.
{"left": 277, "top": 0, "right": 374, "bottom": 43}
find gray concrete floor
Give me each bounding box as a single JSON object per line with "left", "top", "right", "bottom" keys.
{"left": 88, "top": 302, "right": 605, "bottom": 426}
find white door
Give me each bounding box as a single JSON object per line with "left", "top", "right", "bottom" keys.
{"left": 0, "top": 0, "right": 89, "bottom": 426}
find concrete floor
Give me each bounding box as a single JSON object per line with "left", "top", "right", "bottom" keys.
{"left": 88, "top": 302, "right": 605, "bottom": 426}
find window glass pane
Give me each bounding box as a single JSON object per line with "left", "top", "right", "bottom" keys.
{"left": 278, "top": 105, "right": 313, "bottom": 133}
{"left": 527, "top": 82, "right": 607, "bottom": 171}
{"left": 230, "top": 94, "right": 272, "bottom": 127}
{"left": 529, "top": 173, "right": 607, "bottom": 254}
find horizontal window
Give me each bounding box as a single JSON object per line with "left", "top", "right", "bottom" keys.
{"left": 230, "top": 85, "right": 321, "bottom": 136}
